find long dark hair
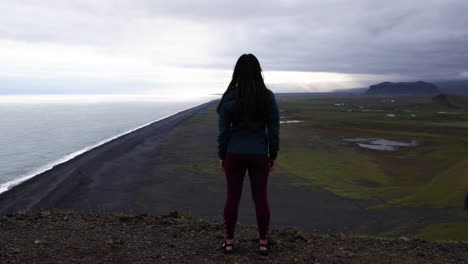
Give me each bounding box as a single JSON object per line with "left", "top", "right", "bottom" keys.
{"left": 216, "top": 53, "right": 272, "bottom": 121}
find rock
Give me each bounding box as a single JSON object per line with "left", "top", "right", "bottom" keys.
{"left": 278, "top": 226, "right": 300, "bottom": 240}
{"left": 214, "top": 231, "right": 224, "bottom": 239}
{"left": 169, "top": 209, "right": 179, "bottom": 218}
{"left": 161, "top": 218, "right": 174, "bottom": 225}
{"left": 465, "top": 192, "right": 468, "bottom": 210}
{"left": 40, "top": 211, "right": 51, "bottom": 217}
{"left": 399, "top": 236, "right": 411, "bottom": 242}
{"left": 285, "top": 226, "right": 298, "bottom": 234}
{"left": 297, "top": 231, "right": 311, "bottom": 241}
{"left": 119, "top": 215, "right": 131, "bottom": 222}
{"left": 175, "top": 223, "right": 191, "bottom": 228}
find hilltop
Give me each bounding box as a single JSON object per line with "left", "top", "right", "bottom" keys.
{"left": 1, "top": 209, "right": 467, "bottom": 264}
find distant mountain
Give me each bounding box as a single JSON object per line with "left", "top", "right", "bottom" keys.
{"left": 365, "top": 81, "right": 441, "bottom": 96}
{"left": 330, "top": 87, "right": 368, "bottom": 94}
{"left": 333, "top": 80, "right": 468, "bottom": 95}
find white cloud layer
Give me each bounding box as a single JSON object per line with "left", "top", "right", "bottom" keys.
{"left": 0, "top": 0, "right": 467, "bottom": 95}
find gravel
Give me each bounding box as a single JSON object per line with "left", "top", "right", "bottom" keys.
{"left": 1, "top": 209, "right": 467, "bottom": 264}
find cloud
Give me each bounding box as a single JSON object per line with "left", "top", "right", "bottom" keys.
{"left": 0, "top": 0, "right": 467, "bottom": 94}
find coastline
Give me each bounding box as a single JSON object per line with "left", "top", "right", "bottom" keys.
{"left": 0, "top": 99, "right": 217, "bottom": 195}
{"left": 0, "top": 99, "right": 218, "bottom": 216}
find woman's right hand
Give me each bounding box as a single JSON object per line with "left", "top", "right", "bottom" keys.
{"left": 268, "top": 159, "right": 275, "bottom": 172}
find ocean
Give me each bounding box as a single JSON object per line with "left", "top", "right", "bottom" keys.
{"left": 0, "top": 94, "right": 219, "bottom": 194}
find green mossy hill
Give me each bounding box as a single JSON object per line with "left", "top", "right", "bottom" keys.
{"left": 432, "top": 93, "right": 468, "bottom": 109}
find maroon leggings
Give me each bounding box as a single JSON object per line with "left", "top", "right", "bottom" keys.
{"left": 222, "top": 152, "right": 271, "bottom": 240}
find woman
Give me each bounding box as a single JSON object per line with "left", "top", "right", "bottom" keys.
{"left": 216, "top": 54, "right": 280, "bottom": 255}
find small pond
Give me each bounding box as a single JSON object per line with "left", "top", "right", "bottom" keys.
{"left": 343, "top": 138, "right": 419, "bottom": 151}
{"left": 280, "top": 120, "right": 304, "bottom": 124}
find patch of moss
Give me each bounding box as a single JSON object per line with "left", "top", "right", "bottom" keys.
{"left": 111, "top": 212, "right": 126, "bottom": 217}
{"left": 182, "top": 163, "right": 220, "bottom": 175}
{"left": 415, "top": 222, "right": 468, "bottom": 242}
{"left": 382, "top": 159, "right": 468, "bottom": 208}
{"left": 348, "top": 234, "right": 395, "bottom": 241}
{"left": 377, "top": 225, "right": 410, "bottom": 238}
{"left": 277, "top": 147, "right": 390, "bottom": 200}
{"left": 60, "top": 210, "right": 76, "bottom": 215}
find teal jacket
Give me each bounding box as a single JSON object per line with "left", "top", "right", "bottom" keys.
{"left": 217, "top": 88, "right": 280, "bottom": 160}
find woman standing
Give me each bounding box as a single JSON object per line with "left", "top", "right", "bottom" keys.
{"left": 217, "top": 54, "right": 280, "bottom": 255}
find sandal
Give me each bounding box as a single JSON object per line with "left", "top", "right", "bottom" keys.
{"left": 222, "top": 239, "right": 234, "bottom": 254}
{"left": 259, "top": 239, "right": 270, "bottom": 255}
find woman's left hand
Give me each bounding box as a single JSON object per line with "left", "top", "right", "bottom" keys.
{"left": 220, "top": 160, "right": 224, "bottom": 171}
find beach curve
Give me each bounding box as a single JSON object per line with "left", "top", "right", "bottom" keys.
{"left": 0, "top": 99, "right": 218, "bottom": 216}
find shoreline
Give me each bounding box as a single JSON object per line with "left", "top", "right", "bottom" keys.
{"left": 0, "top": 99, "right": 218, "bottom": 216}
{"left": 0, "top": 99, "right": 217, "bottom": 195}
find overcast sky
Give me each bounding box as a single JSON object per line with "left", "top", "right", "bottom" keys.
{"left": 1, "top": 0, "right": 467, "bottom": 96}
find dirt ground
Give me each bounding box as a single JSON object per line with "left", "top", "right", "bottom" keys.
{"left": 1, "top": 210, "right": 467, "bottom": 264}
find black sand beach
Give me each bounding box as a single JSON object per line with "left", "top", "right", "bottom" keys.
{"left": 0, "top": 96, "right": 466, "bottom": 238}
{"left": 0, "top": 100, "right": 217, "bottom": 216}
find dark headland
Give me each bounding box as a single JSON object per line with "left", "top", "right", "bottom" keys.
{"left": 365, "top": 81, "right": 441, "bottom": 96}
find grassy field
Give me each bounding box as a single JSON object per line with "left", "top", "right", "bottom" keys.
{"left": 274, "top": 93, "right": 468, "bottom": 241}
{"left": 276, "top": 94, "right": 468, "bottom": 208}
{"left": 415, "top": 222, "right": 468, "bottom": 242}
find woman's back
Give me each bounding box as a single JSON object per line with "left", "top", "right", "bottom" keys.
{"left": 217, "top": 87, "right": 280, "bottom": 161}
